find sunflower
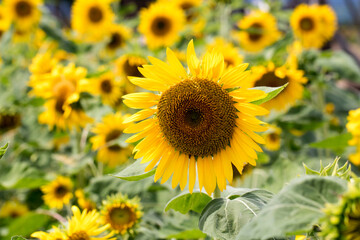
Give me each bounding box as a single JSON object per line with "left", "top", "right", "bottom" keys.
{"left": 122, "top": 40, "right": 269, "bottom": 195}
{"left": 29, "top": 51, "right": 59, "bottom": 76}
{"left": 263, "top": 125, "right": 282, "bottom": 151}
{"left": 235, "top": 10, "right": 281, "bottom": 52}
{"left": 138, "top": 1, "right": 185, "bottom": 49}
{"left": 318, "top": 4, "right": 337, "bottom": 41}
{"left": 4, "top": 0, "right": 42, "bottom": 30}
{"left": 346, "top": 108, "right": 360, "bottom": 166}
{"left": 90, "top": 113, "right": 133, "bottom": 167}
{"left": 0, "top": 5, "right": 11, "bottom": 38}
{"left": 174, "top": 0, "right": 202, "bottom": 23}
{"left": 75, "top": 189, "right": 96, "bottom": 211}
{"left": 0, "top": 111, "right": 21, "bottom": 133}
{"left": 41, "top": 176, "right": 73, "bottom": 209}
{"left": 0, "top": 200, "right": 28, "bottom": 218}
{"left": 105, "top": 24, "right": 131, "bottom": 54}
{"left": 245, "top": 62, "right": 307, "bottom": 111}
{"left": 66, "top": 206, "right": 113, "bottom": 240}
{"left": 290, "top": 4, "right": 330, "bottom": 49}
{"left": 207, "top": 38, "right": 243, "bottom": 69}
{"left": 83, "top": 71, "right": 123, "bottom": 106}
{"left": 71, "top": 0, "right": 114, "bottom": 42}
{"left": 31, "top": 227, "right": 67, "bottom": 240}
{"left": 101, "top": 194, "right": 142, "bottom": 235}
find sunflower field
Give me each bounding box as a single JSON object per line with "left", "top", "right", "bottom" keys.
{"left": 1, "top": 0, "right": 360, "bottom": 239}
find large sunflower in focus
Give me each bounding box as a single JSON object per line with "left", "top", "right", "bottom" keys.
{"left": 138, "top": 2, "right": 185, "bottom": 49}
{"left": 101, "top": 194, "right": 142, "bottom": 235}
{"left": 41, "top": 176, "right": 73, "bottom": 209}
{"left": 4, "top": 0, "right": 42, "bottom": 30}
{"left": 122, "top": 40, "right": 269, "bottom": 195}
{"left": 290, "top": 4, "right": 336, "bottom": 49}
{"left": 91, "top": 113, "right": 133, "bottom": 167}
{"left": 235, "top": 11, "right": 281, "bottom": 52}
{"left": 245, "top": 62, "right": 307, "bottom": 111}
{"left": 71, "top": 0, "right": 114, "bottom": 42}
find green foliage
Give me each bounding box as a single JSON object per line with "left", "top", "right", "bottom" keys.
{"left": 251, "top": 84, "right": 288, "bottom": 105}
{"left": 112, "top": 158, "right": 156, "bottom": 181}
{"left": 303, "top": 157, "right": 351, "bottom": 180}
{"left": 199, "top": 188, "right": 273, "bottom": 240}
{"left": 310, "top": 133, "right": 352, "bottom": 154}
{"left": 165, "top": 191, "right": 212, "bottom": 214}
{"left": 237, "top": 176, "right": 348, "bottom": 239}
{"left": 0, "top": 143, "right": 8, "bottom": 159}
{"left": 5, "top": 213, "right": 50, "bottom": 239}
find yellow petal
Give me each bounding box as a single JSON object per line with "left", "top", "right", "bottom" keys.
{"left": 124, "top": 118, "right": 156, "bottom": 134}
{"left": 203, "top": 157, "right": 216, "bottom": 195}
{"left": 123, "top": 92, "right": 159, "bottom": 109}
{"left": 129, "top": 77, "right": 169, "bottom": 92}
{"left": 166, "top": 48, "right": 187, "bottom": 78}
{"left": 188, "top": 156, "right": 196, "bottom": 193}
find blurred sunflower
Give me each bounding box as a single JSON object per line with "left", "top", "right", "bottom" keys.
{"left": 75, "top": 189, "right": 96, "bottom": 211}
{"left": 4, "top": 0, "right": 42, "bottom": 30}
{"left": 91, "top": 113, "right": 133, "bottom": 167}
{"left": 0, "top": 200, "right": 28, "bottom": 218}
{"left": 0, "top": 5, "right": 11, "bottom": 38}
{"left": 318, "top": 4, "right": 337, "bottom": 41}
{"left": 174, "top": 0, "right": 202, "bottom": 23}
{"left": 71, "top": 0, "right": 114, "bottom": 42}
{"left": 84, "top": 71, "right": 123, "bottom": 106}
{"left": 235, "top": 11, "right": 281, "bottom": 52}
{"left": 122, "top": 40, "right": 268, "bottom": 195}
{"left": 31, "top": 227, "right": 67, "bottom": 240}
{"left": 245, "top": 62, "right": 307, "bottom": 111}
{"left": 41, "top": 176, "right": 73, "bottom": 209}
{"left": 101, "top": 194, "right": 142, "bottom": 235}
{"left": 0, "top": 111, "right": 21, "bottom": 133}
{"left": 105, "top": 24, "right": 131, "bottom": 54}
{"left": 207, "top": 38, "right": 243, "bottom": 69}
{"left": 66, "top": 206, "right": 113, "bottom": 240}
{"left": 138, "top": 1, "right": 185, "bottom": 49}
{"left": 263, "top": 125, "right": 282, "bottom": 151}
{"left": 290, "top": 4, "right": 327, "bottom": 49}
{"left": 346, "top": 108, "right": 360, "bottom": 166}
{"left": 29, "top": 52, "right": 59, "bottom": 76}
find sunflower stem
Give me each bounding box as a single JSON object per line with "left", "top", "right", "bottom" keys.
{"left": 213, "top": 186, "right": 221, "bottom": 199}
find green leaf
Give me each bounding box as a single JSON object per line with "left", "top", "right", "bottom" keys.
{"left": 165, "top": 190, "right": 212, "bottom": 214}
{"left": 0, "top": 143, "right": 8, "bottom": 159}
{"left": 310, "top": 133, "right": 351, "bottom": 153}
{"left": 11, "top": 236, "right": 28, "bottom": 240}
{"left": 251, "top": 83, "right": 288, "bottom": 105}
{"left": 5, "top": 213, "right": 50, "bottom": 239}
{"left": 199, "top": 188, "right": 273, "bottom": 240}
{"left": 112, "top": 158, "right": 156, "bottom": 181}
{"left": 166, "top": 229, "right": 206, "bottom": 239}
{"left": 304, "top": 157, "right": 351, "bottom": 180}
{"left": 237, "top": 176, "right": 347, "bottom": 240}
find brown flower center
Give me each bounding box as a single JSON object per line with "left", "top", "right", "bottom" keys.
{"left": 88, "top": 6, "right": 103, "bottom": 23}
{"left": 157, "top": 79, "right": 237, "bottom": 157}
{"left": 105, "top": 130, "right": 122, "bottom": 152}
{"left": 108, "top": 206, "right": 136, "bottom": 230}
{"left": 100, "top": 79, "right": 113, "bottom": 93}
{"left": 15, "top": 0, "right": 32, "bottom": 18}
{"left": 68, "top": 231, "right": 90, "bottom": 240}
{"left": 107, "top": 32, "right": 123, "bottom": 49}
{"left": 268, "top": 133, "right": 279, "bottom": 142}
{"left": 151, "top": 17, "right": 172, "bottom": 36}
{"left": 55, "top": 98, "right": 66, "bottom": 114}
{"left": 254, "top": 71, "right": 288, "bottom": 88}
{"left": 248, "top": 23, "right": 263, "bottom": 42}
{"left": 0, "top": 113, "right": 21, "bottom": 131}
{"left": 123, "top": 59, "right": 143, "bottom": 77}
{"left": 54, "top": 185, "right": 68, "bottom": 198}
{"left": 299, "top": 17, "right": 314, "bottom": 31}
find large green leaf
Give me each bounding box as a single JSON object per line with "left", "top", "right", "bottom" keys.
{"left": 237, "top": 176, "right": 347, "bottom": 240}
{"left": 0, "top": 143, "right": 8, "bottom": 159}
{"left": 251, "top": 84, "right": 288, "bottom": 105}
{"left": 199, "top": 188, "right": 273, "bottom": 240}
{"left": 112, "top": 158, "right": 156, "bottom": 181}
{"left": 165, "top": 190, "right": 212, "bottom": 214}
{"left": 6, "top": 213, "right": 50, "bottom": 239}
{"left": 310, "top": 133, "right": 352, "bottom": 154}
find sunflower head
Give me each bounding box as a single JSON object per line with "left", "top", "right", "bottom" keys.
{"left": 66, "top": 206, "right": 113, "bottom": 240}
{"left": 235, "top": 10, "right": 281, "bottom": 52}
{"left": 122, "top": 40, "right": 269, "bottom": 195}
{"left": 5, "top": 0, "right": 42, "bottom": 30}
{"left": 246, "top": 62, "right": 307, "bottom": 111}
{"left": 263, "top": 125, "right": 282, "bottom": 151}
{"left": 0, "top": 5, "right": 11, "bottom": 37}
{"left": 101, "top": 193, "right": 142, "bottom": 235}
{"left": 138, "top": 1, "right": 185, "bottom": 49}
{"left": 105, "top": 24, "right": 131, "bottom": 53}
{"left": 0, "top": 111, "right": 21, "bottom": 133}
{"left": 41, "top": 176, "right": 73, "bottom": 209}
{"left": 31, "top": 226, "right": 67, "bottom": 240}
{"left": 0, "top": 200, "right": 29, "bottom": 218}
{"left": 174, "top": 0, "right": 202, "bottom": 22}
{"left": 321, "top": 180, "right": 360, "bottom": 239}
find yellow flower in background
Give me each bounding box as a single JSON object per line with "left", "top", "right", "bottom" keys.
{"left": 207, "top": 38, "right": 243, "bottom": 69}
{"left": 325, "top": 102, "right": 335, "bottom": 115}
{"left": 0, "top": 5, "right": 11, "bottom": 38}
{"left": 235, "top": 11, "right": 281, "bottom": 52}
{"left": 138, "top": 1, "right": 185, "bottom": 49}
{"left": 295, "top": 236, "right": 307, "bottom": 240}
{"left": 101, "top": 194, "right": 142, "bottom": 235}
{"left": 83, "top": 71, "right": 123, "bottom": 106}
{"left": 245, "top": 62, "right": 307, "bottom": 111}
{"left": 91, "top": 113, "right": 133, "bottom": 167}
{"left": 29, "top": 51, "right": 59, "bottom": 76}
{"left": 66, "top": 206, "right": 113, "bottom": 240}
{"left": 0, "top": 200, "right": 28, "bottom": 218}
{"left": 122, "top": 40, "right": 268, "bottom": 195}
{"left": 105, "top": 24, "right": 131, "bottom": 54}
{"left": 71, "top": 0, "right": 114, "bottom": 42}
{"left": 286, "top": 40, "right": 303, "bottom": 68}
{"left": 290, "top": 4, "right": 336, "bottom": 49}
{"left": 31, "top": 227, "right": 67, "bottom": 240}
{"left": 346, "top": 108, "right": 360, "bottom": 166}
{"left": 4, "top": 0, "right": 42, "bottom": 30}
{"left": 263, "top": 125, "right": 282, "bottom": 151}
{"left": 75, "top": 189, "right": 96, "bottom": 211}
{"left": 41, "top": 176, "right": 73, "bottom": 209}
{"left": 0, "top": 111, "right": 21, "bottom": 133}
